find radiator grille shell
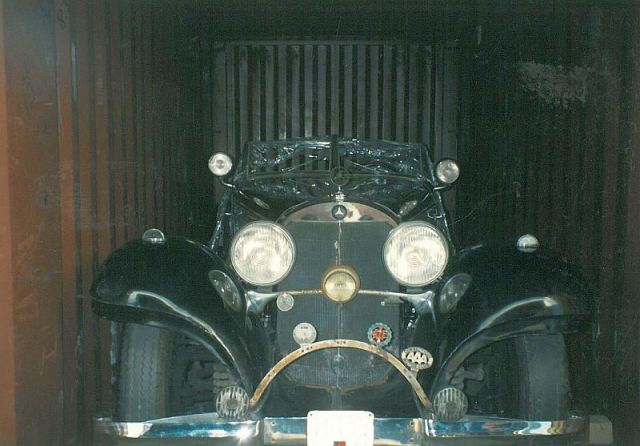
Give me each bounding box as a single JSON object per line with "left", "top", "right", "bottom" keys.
{"left": 276, "top": 218, "right": 402, "bottom": 389}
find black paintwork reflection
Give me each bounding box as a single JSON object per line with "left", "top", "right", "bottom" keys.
{"left": 90, "top": 238, "right": 260, "bottom": 391}
{"left": 429, "top": 242, "right": 593, "bottom": 393}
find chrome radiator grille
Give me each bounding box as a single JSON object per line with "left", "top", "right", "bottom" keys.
{"left": 276, "top": 220, "right": 401, "bottom": 389}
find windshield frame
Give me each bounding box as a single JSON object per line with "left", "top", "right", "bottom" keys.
{"left": 233, "top": 137, "right": 436, "bottom": 186}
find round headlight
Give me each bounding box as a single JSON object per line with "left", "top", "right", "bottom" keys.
{"left": 383, "top": 222, "right": 449, "bottom": 286}
{"left": 230, "top": 222, "right": 295, "bottom": 286}
{"left": 322, "top": 265, "right": 360, "bottom": 303}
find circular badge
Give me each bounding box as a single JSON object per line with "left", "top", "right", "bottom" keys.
{"left": 276, "top": 292, "right": 295, "bottom": 312}
{"left": 293, "top": 322, "right": 317, "bottom": 346}
{"left": 331, "top": 204, "right": 348, "bottom": 221}
{"left": 367, "top": 322, "right": 392, "bottom": 347}
{"left": 401, "top": 346, "right": 434, "bottom": 371}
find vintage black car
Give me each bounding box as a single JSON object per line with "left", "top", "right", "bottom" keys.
{"left": 92, "top": 137, "right": 592, "bottom": 444}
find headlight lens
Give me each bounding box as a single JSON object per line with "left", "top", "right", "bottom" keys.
{"left": 230, "top": 222, "right": 295, "bottom": 286}
{"left": 383, "top": 222, "right": 449, "bottom": 286}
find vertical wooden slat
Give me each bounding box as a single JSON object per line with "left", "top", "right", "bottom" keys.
{"left": 92, "top": 0, "right": 114, "bottom": 415}
{"left": 343, "top": 45, "right": 353, "bottom": 138}
{"left": 0, "top": 0, "right": 17, "bottom": 440}
{"left": 264, "top": 46, "right": 275, "bottom": 140}
{"left": 226, "top": 45, "right": 237, "bottom": 152}
{"left": 142, "top": 4, "right": 154, "bottom": 228}
{"left": 238, "top": 46, "right": 249, "bottom": 149}
{"left": 317, "top": 45, "right": 328, "bottom": 136}
{"left": 132, "top": 3, "right": 145, "bottom": 232}
{"left": 290, "top": 45, "right": 301, "bottom": 137}
{"left": 304, "top": 44, "right": 313, "bottom": 137}
{"left": 213, "top": 43, "right": 228, "bottom": 151}
{"left": 395, "top": 45, "right": 406, "bottom": 141}
{"left": 93, "top": 0, "right": 112, "bottom": 263}
{"left": 382, "top": 45, "right": 392, "bottom": 139}
{"left": 330, "top": 44, "right": 340, "bottom": 136}
{"left": 158, "top": 4, "right": 169, "bottom": 233}
{"left": 54, "top": 0, "right": 80, "bottom": 442}
{"left": 277, "top": 44, "right": 287, "bottom": 139}
{"left": 408, "top": 45, "right": 419, "bottom": 142}
{"left": 432, "top": 44, "right": 444, "bottom": 159}
{"left": 421, "top": 46, "right": 432, "bottom": 146}
{"left": 121, "top": 0, "right": 136, "bottom": 240}
{"left": 441, "top": 41, "right": 459, "bottom": 159}
{"left": 74, "top": 0, "right": 97, "bottom": 439}
{"left": 369, "top": 45, "right": 380, "bottom": 138}
{"left": 356, "top": 45, "right": 367, "bottom": 138}
{"left": 152, "top": 5, "right": 165, "bottom": 230}
{"left": 109, "top": 0, "right": 125, "bottom": 248}
{"left": 176, "top": 5, "right": 190, "bottom": 234}
{"left": 166, "top": 2, "right": 179, "bottom": 234}
{"left": 251, "top": 46, "right": 262, "bottom": 141}
{"left": 201, "top": 40, "right": 213, "bottom": 156}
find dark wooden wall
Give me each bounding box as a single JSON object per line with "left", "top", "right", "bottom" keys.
{"left": 211, "top": 42, "right": 458, "bottom": 158}
{"left": 454, "top": 4, "right": 640, "bottom": 444}
{"left": 0, "top": 0, "right": 193, "bottom": 444}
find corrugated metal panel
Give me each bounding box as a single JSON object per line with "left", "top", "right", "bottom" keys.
{"left": 211, "top": 41, "right": 457, "bottom": 162}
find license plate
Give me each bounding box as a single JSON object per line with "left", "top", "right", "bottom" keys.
{"left": 307, "top": 411, "right": 374, "bottom": 446}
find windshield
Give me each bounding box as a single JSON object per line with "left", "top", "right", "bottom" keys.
{"left": 235, "top": 138, "right": 432, "bottom": 180}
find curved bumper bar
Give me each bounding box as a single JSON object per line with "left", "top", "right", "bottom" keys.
{"left": 95, "top": 413, "right": 585, "bottom": 444}
{"left": 249, "top": 339, "right": 432, "bottom": 412}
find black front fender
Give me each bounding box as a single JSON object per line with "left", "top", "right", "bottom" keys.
{"left": 430, "top": 243, "right": 593, "bottom": 393}
{"left": 90, "top": 237, "right": 259, "bottom": 392}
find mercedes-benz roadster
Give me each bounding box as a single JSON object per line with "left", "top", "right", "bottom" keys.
{"left": 92, "top": 137, "right": 591, "bottom": 445}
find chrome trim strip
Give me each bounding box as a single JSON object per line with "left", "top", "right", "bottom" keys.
{"left": 95, "top": 414, "right": 584, "bottom": 442}
{"left": 247, "top": 289, "right": 435, "bottom": 315}
{"left": 95, "top": 414, "right": 259, "bottom": 439}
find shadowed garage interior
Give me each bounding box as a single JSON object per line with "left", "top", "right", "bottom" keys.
{"left": 0, "top": 0, "right": 639, "bottom": 445}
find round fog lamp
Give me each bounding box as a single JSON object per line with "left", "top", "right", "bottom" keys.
{"left": 322, "top": 265, "right": 360, "bottom": 303}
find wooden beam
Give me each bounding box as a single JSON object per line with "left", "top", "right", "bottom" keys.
{"left": 0, "top": 1, "right": 17, "bottom": 443}
{"left": 1, "top": 0, "right": 64, "bottom": 443}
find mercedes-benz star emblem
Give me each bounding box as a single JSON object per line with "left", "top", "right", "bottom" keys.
{"left": 332, "top": 204, "right": 348, "bottom": 221}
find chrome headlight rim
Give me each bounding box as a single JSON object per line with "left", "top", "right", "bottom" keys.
{"left": 230, "top": 221, "right": 296, "bottom": 287}
{"left": 383, "top": 221, "right": 450, "bottom": 287}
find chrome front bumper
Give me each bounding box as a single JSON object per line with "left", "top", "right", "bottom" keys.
{"left": 95, "top": 413, "right": 585, "bottom": 445}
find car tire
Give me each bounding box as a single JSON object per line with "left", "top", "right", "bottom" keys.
{"left": 115, "top": 323, "right": 174, "bottom": 421}
{"left": 115, "top": 323, "right": 228, "bottom": 421}
{"left": 514, "top": 334, "right": 569, "bottom": 420}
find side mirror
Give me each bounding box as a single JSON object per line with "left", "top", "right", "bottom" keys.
{"left": 208, "top": 152, "right": 234, "bottom": 177}
{"left": 434, "top": 159, "right": 460, "bottom": 190}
